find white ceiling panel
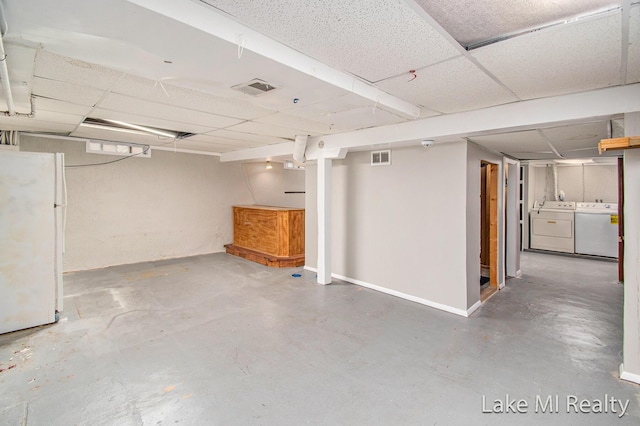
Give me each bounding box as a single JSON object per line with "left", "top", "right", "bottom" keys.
{"left": 225, "top": 121, "right": 316, "bottom": 140}
{"left": 472, "top": 13, "right": 622, "bottom": 99}
{"left": 36, "top": 97, "right": 94, "bottom": 116}
{"left": 204, "top": 129, "right": 292, "bottom": 145}
{"left": 415, "top": 0, "right": 620, "bottom": 48}
{"left": 254, "top": 112, "right": 337, "bottom": 135}
{"left": 70, "top": 127, "right": 177, "bottom": 147}
{"left": 376, "top": 56, "right": 518, "bottom": 113}
{"left": 32, "top": 110, "right": 85, "bottom": 126}
{"left": 628, "top": 5, "right": 640, "bottom": 84}
{"left": 202, "top": 0, "right": 460, "bottom": 82}
{"left": 284, "top": 93, "right": 439, "bottom": 130}
{"left": 97, "top": 93, "right": 243, "bottom": 129}
{"left": 319, "top": 106, "right": 408, "bottom": 133}
{"left": 541, "top": 121, "right": 609, "bottom": 153}
{"left": 0, "top": 116, "right": 77, "bottom": 133}
{"left": 111, "top": 74, "right": 274, "bottom": 120}
{"left": 4, "top": 42, "right": 37, "bottom": 112}
{"left": 186, "top": 134, "right": 263, "bottom": 148}
{"left": 168, "top": 140, "right": 232, "bottom": 153}
{"left": 469, "top": 130, "right": 550, "bottom": 154}
{"left": 33, "top": 50, "right": 123, "bottom": 90}
{"left": 89, "top": 108, "right": 217, "bottom": 135}
{"left": 32, "top": 77, "right": 106, "bottom": 106}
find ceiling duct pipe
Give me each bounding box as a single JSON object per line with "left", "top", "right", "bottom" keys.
{"left": 293, "top": 134, "right": 308, "bottom": 165}
{"left": 0, "top": 2, "right": 15, "bottom": 116}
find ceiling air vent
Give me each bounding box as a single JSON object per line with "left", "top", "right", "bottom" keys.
{"left": 231, "top": 78, "right": 277, "bottom": 96}
{"left": 371, "top": 150, "right": 391, "bottom": 166}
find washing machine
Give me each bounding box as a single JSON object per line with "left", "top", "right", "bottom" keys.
{"left": 530, "top": 201, "right": 576, "bottom": 253}
{"left": 575, "top": 203, "right": 619, "bottom": 258}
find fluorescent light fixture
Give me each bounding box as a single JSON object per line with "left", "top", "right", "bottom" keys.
{"left": 101, "top": 119, "right": 178, "bottom": 138}
{"left": 79, "top": 117, "right": 189, "bottom": 139}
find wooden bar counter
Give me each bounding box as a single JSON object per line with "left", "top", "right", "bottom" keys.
{"left": 224, "top": 205, "right": 305, "bottom": 268}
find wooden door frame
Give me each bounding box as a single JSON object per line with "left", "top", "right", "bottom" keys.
{"left": 482, "top": 161, "right": 499, "bottom": 289}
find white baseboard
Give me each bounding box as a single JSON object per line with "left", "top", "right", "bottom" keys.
{"left": 466, "top": 300, "right": 482, "bottom": 316}
{"left": 304, "top": 266, "right": 473, "bottom": 317}
{"left": 619, "top": 363, "right": 640, "bottom": 385}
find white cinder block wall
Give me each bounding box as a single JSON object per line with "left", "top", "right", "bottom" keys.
{"left": 20, "top": 135, "right": 254, "bottom": 271}
{"left": 306, "top": 142, "right": 476, "bottom": 315}
{"left": 243, "top": 162, "right": 305, "bottom": 208}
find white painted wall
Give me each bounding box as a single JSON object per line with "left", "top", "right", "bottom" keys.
{"left": 243, "top": 162, "right": 305, "bottom": 208}
{"left": 20, "top": 135, "right": 253, "bottom": 271}
{"left": 306, "top": 142, "right": 471, "bottom": 314}
{"left": 465, "top": 143, "right": 505, "bottom": 308}
{"left": 621, "top": 112, "right": 640, "bottom": 383}
{"left": 530, "top": 164, "right": 618, "bottom": 203}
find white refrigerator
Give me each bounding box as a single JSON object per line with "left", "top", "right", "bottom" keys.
{"left": 0, "top": 150, "right": 65, "bottom": 334}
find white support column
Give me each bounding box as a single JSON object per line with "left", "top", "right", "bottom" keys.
{"left": 317, "top": 158, "right": 332, "bottom": 285}
{"left": 621, "top": 111, "right": 640, "bottom": 384}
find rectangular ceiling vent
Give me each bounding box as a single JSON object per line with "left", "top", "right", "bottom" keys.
{"left": 371, "top": 150, "right": 391, "bottom": 166}
{"left": 231, "top": 78, "right": 278, "bottom": 96}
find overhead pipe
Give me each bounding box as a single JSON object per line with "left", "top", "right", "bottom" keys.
{"left": 293, "top": 134, "right": 308, "bottom": 165}
{"left": 0, "top": 2, "right": 14, "bottom": 116}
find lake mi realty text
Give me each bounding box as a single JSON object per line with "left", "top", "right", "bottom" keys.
{"left": 482, "top": 394, "right": 629, "bottom": 417}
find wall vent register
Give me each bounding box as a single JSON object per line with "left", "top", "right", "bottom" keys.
{"left": 371, "top": 150, "right": 391, "bottom": 166}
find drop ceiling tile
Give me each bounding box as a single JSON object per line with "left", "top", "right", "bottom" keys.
{"left": 224, "top": 121, "right": 317, "bottom": 140}
{"left": 323, "top": 106, "right": 409, "bottom": 132}
{"left": 33, "top": 50, "right": 123, "bottom": 90}
{"left": 4, "top": 42, "right": 37, "bottom": 109}
{"left": 506, "top": 152, "right": 559, "bottom": 160}
{"left": 111, "top": 74, "right": 274, "bottom": 120}
{"left": 97, "top": 93, "right": 243, "bottom": 129}
{"left": 32, "top": 77, "right": 106, "bottom": 106}
{"left": 628, "top": 5, "right": 640, "bottom": 83}
{"left": 90, "top": 108, "right": 216, "bottom": 134}
{"left": 33, "top": 110, "right": 84, "bottom": 126}
{"left": 284, "top": 93, "right": 433, "bottom": 131}
{"left": 0, "top": 115, "right": 76, "bottom": 133}
{"left": 205, "top": 129, "right": 292, "bottom": 145}
{"left": 472, "top": 12, "right": 622, "bottom": 99}
{"left": 186, "top": 134, "right": 262, "bottom": 148}
{"left": 36, "top": 97, "right": 94, "bottom": 116}
{"left": 469, "top": 130, "right": 550, "bottom": 154}
{"left": 70, "top": 127, "right": 173, "bottom": 146}
{"left": 168, "top": 139, "right": 230, "bottom": 154}
{"left": 541, "top": 121, "right": 609, "bottom": 153}
{"left": 169, "top": 140, "right": 244, "bottom": 153}
{"left": 414, "top": 0, "right": 620, "bottom": 48}
{"left": 254, "top": 112, "right": 335, "bottom": 135}
{"left": 202, "top": 0, "right": 460, "bottom": 82}
{"left": 376, "top": 56, "right": 518, "bottom": 113}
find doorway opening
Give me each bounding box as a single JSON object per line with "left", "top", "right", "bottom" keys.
{"left": 480, "top": 161, "right": 499, "bottom": 301}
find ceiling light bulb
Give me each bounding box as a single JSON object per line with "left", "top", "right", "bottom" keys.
{"left": 266, "top": 161, "right": 273, "bottom": 170}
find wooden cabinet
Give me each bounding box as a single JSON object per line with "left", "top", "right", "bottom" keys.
{"left": 225, "top": 205, "right": 305, "bottom": 267}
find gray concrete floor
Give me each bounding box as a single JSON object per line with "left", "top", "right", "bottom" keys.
{"left": 1, "top": 251, "right": 638, "bottom": 425}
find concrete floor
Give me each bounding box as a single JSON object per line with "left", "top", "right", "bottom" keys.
{"left": 0, "top": 251, "right": 638, "bottom": 425}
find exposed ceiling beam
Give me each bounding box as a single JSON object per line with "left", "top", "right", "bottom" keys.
{"left": 221, "top": 84, "right": 640, "bottom": 162}
{"left": 220, "top": 141, "right": 295, "bottom": 162}
{"left": 126, "top": 0, "right": 421, "bottom": 119}
{"left": 304, "top": 83, "right": 640, "bottom": 158}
